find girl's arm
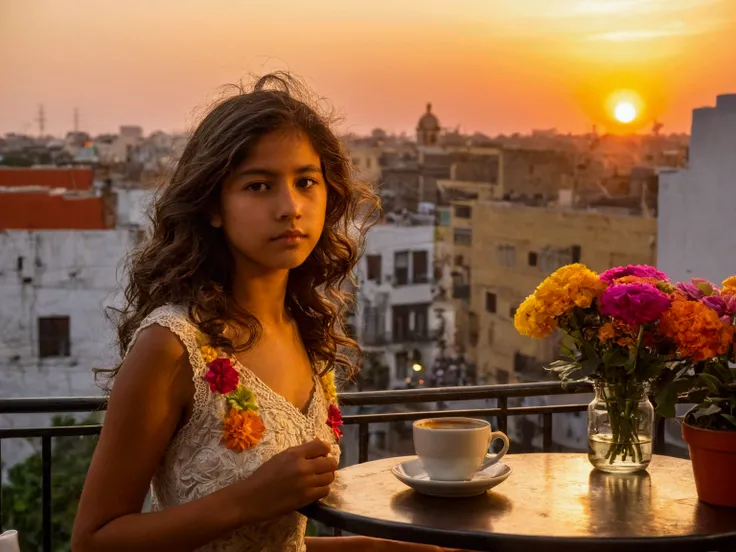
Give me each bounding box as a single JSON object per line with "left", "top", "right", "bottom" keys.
{"left": 72, "top": 325, "right": 336, "bottom": 552}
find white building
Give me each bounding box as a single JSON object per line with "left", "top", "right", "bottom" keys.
{"left": 355, "top": 219, "right": 438, "bottom": 387}
{"left": 0, "top": 189, "right": 152, "bottom": 471}
{"left": 658, "top": 94, "right": 736, "bottom": 285}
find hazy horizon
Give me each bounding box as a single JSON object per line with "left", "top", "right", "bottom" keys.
{"left": 2, "top": 0, "right": 735, "bottom": 138}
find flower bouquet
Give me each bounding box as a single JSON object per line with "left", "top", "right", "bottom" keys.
{"left": 514, "top": 264, "right": 734, "bottom": 473}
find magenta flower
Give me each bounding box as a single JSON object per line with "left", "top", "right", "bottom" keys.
{"left": 599, "top": 283, "right": 672, "bottom": 326}
{"left": 676, "top": 278, "right": 720, "bottom": 301}
{"left": 702, "top": 294, "right": 736, "bottom": 318}
{"left": 600, "top": 265, "right": 668, "bottom": 284}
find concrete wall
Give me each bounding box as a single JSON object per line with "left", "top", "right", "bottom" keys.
{"left": 658, "top": 94, "right": 736, "bottom": 285}
{"left": 0, "top": 229, "right": 134, "bottom": 470}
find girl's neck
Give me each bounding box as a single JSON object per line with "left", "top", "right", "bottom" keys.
{"left": 230, "top": 265, "right": 291, "bottom": 327}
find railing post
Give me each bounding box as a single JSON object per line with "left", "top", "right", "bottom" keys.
{"left": 497, "top": 397, "right": 508, "bottom": 435}
{"left": 654, "top": 416, "right": 666, "bottom": 455}
{"left": 358, "top": 423, "right": 369, "bottom": 464}
{"left": 542, "top": 413, "right": 553, "bottom": 452}
{"left": 42, "top": 435, "right": 52, "bottom": 552}
{"left": 0, "top": 439, "right": 3, "bottom": 533}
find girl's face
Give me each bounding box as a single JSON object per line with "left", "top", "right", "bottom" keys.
{"left": 213, "top": 128, "right": 328, "bottom": 274}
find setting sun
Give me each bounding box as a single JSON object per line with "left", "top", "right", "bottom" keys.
{"left": 614, "top": 102, "right": 637, "bottom": 124}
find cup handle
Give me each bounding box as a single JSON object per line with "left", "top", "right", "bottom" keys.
{"left": 481, "top": 431, "right": 510, "bottom": 470}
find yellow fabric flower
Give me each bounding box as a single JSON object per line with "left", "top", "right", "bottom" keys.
{"left": 320, "top": 371, "right": 338, "bottom": 404}
{"left": 200, "top": 345, "right": 218, "bottom": 364}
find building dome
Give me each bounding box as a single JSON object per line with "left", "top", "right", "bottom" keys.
{"left": 417, "top": 103, "right": 440, "bottom": 132}
{"left": 416, "top": 103, "right": 441, "bottom": 146}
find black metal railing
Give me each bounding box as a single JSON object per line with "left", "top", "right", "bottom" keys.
{"left": 0, "top": 381, "right": 673, "bottom": 551}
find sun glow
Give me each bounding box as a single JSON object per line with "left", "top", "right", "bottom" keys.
{"left": 614, "top": 101, "right": 637, "bottom": 123}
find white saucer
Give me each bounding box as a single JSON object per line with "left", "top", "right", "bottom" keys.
{"left": 391, "top": 456, "right": 512, "bottom": 498}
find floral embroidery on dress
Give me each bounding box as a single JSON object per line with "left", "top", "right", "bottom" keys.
{"left": 320, "top": 370, "right": 342, "bottom": 441}
{"left": 201, "top": 344, "right": 265, "bottom": 452}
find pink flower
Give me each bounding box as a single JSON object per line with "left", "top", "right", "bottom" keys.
{"left": 203, "top": 358, "right": 239, "bottom": 394}
{"left": 600, "top": 265, "right": 668, "bottom": 284}
{"left": 676, "top": 278, "right": 720, "bottom": 301}
{"left": 327, "top": 404, "right": 343, "bottom": 441}
{"left": 599, "top": 283, "right": 672, "bottom": 326}
{"left": 702, "top": 294, "right": 736, "bottom": 318}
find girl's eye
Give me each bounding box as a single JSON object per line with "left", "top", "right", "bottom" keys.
{"left": 297, "top": 177, "right": 319, "bottom": 189}
{"left": 245, "top": 182, "right": 269, "bottom": 192}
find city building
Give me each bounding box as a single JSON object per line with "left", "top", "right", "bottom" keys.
{"left": 354, "top": 216, "right": 440, "bottom": 388}
{"left": 658, "top": 94, "right": 736, "bottom": 285}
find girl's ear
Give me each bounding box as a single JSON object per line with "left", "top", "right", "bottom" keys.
{"left": 209, "top": 206, "right": 223, "bottom": 228}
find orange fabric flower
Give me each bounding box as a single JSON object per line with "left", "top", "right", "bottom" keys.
{"left": 223, "top": 409, "right": 265, "bottom": 453}
{"left": 659, "top": 300, "right": 732, "bottom": 361}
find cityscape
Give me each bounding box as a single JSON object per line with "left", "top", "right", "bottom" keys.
{"left": 1, "top": 1, "right": 736, "bottom": 550}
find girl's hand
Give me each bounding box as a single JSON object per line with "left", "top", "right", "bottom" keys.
{"left": 239, "top": 438, "right": 337, "bottom": 522}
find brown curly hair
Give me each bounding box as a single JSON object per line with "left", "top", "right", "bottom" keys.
{"left": 99, "top": 73, "right": 379, "bottom": 389}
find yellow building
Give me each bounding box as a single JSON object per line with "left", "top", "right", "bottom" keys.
{"left": 454, "top": 201, "right": 657, "bottom": 383}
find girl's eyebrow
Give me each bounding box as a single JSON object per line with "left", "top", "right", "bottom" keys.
{"left": 234, "top": 164, "right": 322, "bottom": 178}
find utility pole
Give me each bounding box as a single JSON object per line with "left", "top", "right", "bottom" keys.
{"left": 36, "top": 104, "right": 46, "bottom": 137}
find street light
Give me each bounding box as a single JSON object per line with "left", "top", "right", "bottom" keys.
{"left": 412, "top": 363, "right": 423, "bottom": 372}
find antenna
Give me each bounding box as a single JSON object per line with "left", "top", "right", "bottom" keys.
{"left": 36, "top": 104, "right": 46, "bottom": 137}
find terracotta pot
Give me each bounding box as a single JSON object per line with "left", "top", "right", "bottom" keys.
{"left": 682, "top": 423, "right": 736, "bottom": 507}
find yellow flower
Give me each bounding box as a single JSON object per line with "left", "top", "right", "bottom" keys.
{"left": 722, "top": 275, "right": 736, "bottom": 295}
{"left": 514, "top": 264, "right": 605, "bottom": 339}
{"left": 320, "top": 371, "right": 338, "bottom": 404}
{"left": 598, "top": 322, "right": 615, "bottom": 342}
{"left": 200, "top": 345, "right": 218, "bottom": 364}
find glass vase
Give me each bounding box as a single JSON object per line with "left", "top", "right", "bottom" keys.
{"left": 587, "top": 382, "right": 654, "bottom": 473}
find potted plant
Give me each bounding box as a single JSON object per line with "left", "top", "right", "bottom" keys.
{"left": 514, "top": 265, "right": 731, "bottom": 474}
{"left": 677, "top": 277, "right": 736, "bottom": 507}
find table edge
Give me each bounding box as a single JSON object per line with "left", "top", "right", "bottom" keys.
{"left": 302, "top": 502, "right": 736, "bottom": 552}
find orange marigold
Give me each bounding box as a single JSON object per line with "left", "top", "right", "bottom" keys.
{"left": 615, "top": 275, "right": 662, "bottom": 287}
{"left": 722, "top": 275, "right": 736, "bottom": 296}
{"left": 598, "top": 322, "right": 616, "bottom": 342}
{"left": 659, "top": 300, "right": 731, "bottom": 361}
{"left": 223, "top": 408, "right": 265, "bottom": 453}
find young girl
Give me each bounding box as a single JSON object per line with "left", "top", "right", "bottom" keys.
{"left": 72, "top": 74, "right": 461, "bottom": 552}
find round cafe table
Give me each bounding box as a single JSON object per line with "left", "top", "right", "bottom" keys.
{"left": 302, "top": 453, "right": 736, "bottom": 552}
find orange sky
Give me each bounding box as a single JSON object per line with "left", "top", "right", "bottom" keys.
{"left": 1, "top": 0, "right": 735, "bottom": 137}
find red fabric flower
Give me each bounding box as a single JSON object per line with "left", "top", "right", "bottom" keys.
{"left": 327, "top": 404, "right": 343, "bottom": 441}
{"left": 203, "top": 358, "right": 239, "bottom": 394}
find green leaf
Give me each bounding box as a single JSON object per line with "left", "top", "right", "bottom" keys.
{"left": 720, "top": 414, "right": 736, "bottom": 429}
{"left": 693, "top": 403, "right": 722, "bottom": 419}
{"left": 699, "top": 373, "right": 723, "bottom": 393}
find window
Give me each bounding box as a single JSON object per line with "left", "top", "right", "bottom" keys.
{"left": 392, "top": 304, "right": 430, "bottom": 341}
{"left": 487, "top": 322, "right": 495, "bottom": 345}
{"left": 571, "top": 245, "right": 582, "bottom": 263}
{"left": 38, "top": 316, "right": 71, "bottom": 358}
{"left": 395, "top": 351, "right": 409, "bottom": 379}
{"left": 528, "top": 252, "right": 538, "bottom": 267}
{"left": 497, "top": 245, "right": 516, "bottom": 267}
{"left": 453, "top": 228, "right": 472, "bottom": 245}
{"left": 437, "top": 208, "right": 451, "bottom": 227}
{"left": 17, "top": 256, "right": 24, "bottom": 272}
{"left": 412, "top": 250, "right": 428, "bottom": 283}
{"left": 366, "top": 254, "right": 382, "bottom": 282}
{"left": 352, "top": 158, "right": 360, "bottom": 166}
{"left": 485, "top": 292, "right": 497, "bottom": 314}
{"left": 414, "top": 305, "right": 429, "bottom": 337}
{"left": 454, "top": 205, "right": 472, "bottom": 219}
{"left": 394, "top": 251, "right": 409, "bottom": 285}
{"left": 454, "top": 254, "right": 464, "bottom": 267}
{"left": 392, "top": 305, "right": 410, "bottom": 341}
{"left": 496, "top": 370, "right": 510, "bottom": 384}
{"left": 509, "top": 304, "right": 518, "bottom": 318}
{"left": 514, "top": 352, "right": 538, "bottom": 377}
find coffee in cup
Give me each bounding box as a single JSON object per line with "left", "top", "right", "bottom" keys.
{"left": 413, "top": 417, "right": 510, "bottom": 481}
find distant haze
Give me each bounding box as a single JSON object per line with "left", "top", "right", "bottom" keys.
{"left": 1, "top": 0, "right": 735, "bottom": 137}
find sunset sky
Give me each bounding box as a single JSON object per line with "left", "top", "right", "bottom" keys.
{"left": 1, "top": 0, "right": 735, "bottom": 137}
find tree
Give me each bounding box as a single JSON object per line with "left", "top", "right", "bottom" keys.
{"left": 1, "top": 415, "right": 100, "bottom": 552}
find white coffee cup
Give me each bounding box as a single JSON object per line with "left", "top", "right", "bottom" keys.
{"left": 413, "top": 417, "right": 510, "bottom": 481}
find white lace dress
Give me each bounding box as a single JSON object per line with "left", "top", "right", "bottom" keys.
{"left": 128, "top": 305, "right": 341, "bottom": 552}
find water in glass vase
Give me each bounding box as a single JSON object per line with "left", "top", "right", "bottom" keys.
{"left": 588, "top": 434, "right": 653, "bottom": 473}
